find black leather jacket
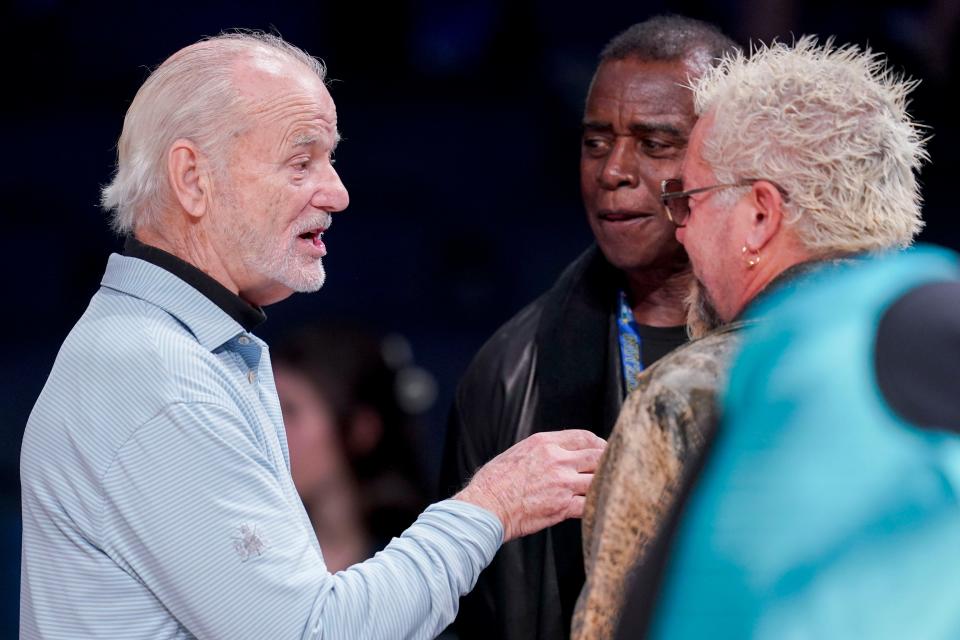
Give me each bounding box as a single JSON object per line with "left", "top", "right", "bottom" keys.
{"left": 440, "top": 245, "right": 687, "bottom": 640}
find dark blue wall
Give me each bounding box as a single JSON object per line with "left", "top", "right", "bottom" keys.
{"left": 2, "top": 1, "right": 957, "bottom": 635}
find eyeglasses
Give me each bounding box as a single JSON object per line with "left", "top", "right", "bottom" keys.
{"left": 659, "top": 178, "right": 789, "bottom": 228}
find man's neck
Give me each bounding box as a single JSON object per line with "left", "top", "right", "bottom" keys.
{"left": 730, "top": 241, "right": 816, "bottom": 322}
{"left": 136, "top": 224, "right": 238, "bottom": 295}
{"left": 623, "top": 264, "right": 692, "bottom": 327}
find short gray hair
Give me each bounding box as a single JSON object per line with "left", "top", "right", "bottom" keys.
{"left": 101, "top": 31, "right": 326, "bottom": 234}
{"left": 691, "top": 36, "right": 927, "bottom": 253}
{"left": 600, "top": 14, "right": 740, "bottom": 70}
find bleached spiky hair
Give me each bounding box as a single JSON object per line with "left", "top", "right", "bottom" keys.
{"left": 691, "top": 36, "right": 927, "bottom": 253}
{"left": 101, "top": 31, "right": 326, "bottom": 235}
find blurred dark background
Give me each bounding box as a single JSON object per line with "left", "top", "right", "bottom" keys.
{"left": 1, "top": 0, "right": 958, "bottom": 635}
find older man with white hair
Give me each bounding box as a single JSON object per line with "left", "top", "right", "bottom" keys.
{"left": 574, "top": 37, "right": 928, "bottom": 639}
{"left": 20, "top": 32, "right": 605, "bottom": 639}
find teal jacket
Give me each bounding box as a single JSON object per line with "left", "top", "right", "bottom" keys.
{"left": 651, "top": 246, "right": 960, "bottom": 639}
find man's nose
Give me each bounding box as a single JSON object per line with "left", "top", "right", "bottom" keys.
{"left": 598, "top": 138, "right": 639, "bottom": 190}
{"left": 313, "top": 167, "right": 350, "bottom": 212}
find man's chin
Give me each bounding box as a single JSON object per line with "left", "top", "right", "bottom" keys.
{"left": 296, "top": 279, "right": 325, "bottom": 293}
{"left": 596, "top": 239, "right": 687, "bottom": 274}
{"left": 275, "top": 261, "right": 326, "bottom": 295}
{"left": 291, "top": 270, "right": 326, "bottom": 293}
{"left": 686, "top": 279, "right": 724, "bottom": 339}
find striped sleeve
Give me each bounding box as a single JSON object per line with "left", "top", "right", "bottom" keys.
{"left": 100, "top": 401, "right": 502, "bottom": 640}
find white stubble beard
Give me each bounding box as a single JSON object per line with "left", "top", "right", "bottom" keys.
{"left": 227, "top": 207, "right": 331, "bottom": 294}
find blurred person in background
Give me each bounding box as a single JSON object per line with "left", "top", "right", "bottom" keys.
{"left": 580, "top": 37, "right": 929, "bottom": 638}
{"left": 272, "top": 325, "right": 431, "bottom": 572}
{"left": 440, "top": 16, "right": 739, "bottom": 640}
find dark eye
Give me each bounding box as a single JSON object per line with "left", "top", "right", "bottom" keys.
{"left": 641, "top": 139, "right": 668, "bottom": 153}
{"left": 582, "top": 136, "right": 610, "bottom": 156}
{"left": 641, "top": 138, "right": 684, "bottom": 159}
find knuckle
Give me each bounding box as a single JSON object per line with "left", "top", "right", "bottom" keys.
{"left": 545, "top": 445, "right": 562, "bottom": 463}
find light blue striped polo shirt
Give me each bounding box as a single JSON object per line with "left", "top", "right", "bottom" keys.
{"left": 21, "top": 253, "right": 502, "bottom": 639}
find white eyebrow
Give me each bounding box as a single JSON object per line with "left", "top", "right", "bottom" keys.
{"left": 291, "top": 133, "right": 319, "bottom": 147}
{"left": 291, "top": 131, "right": 341, "bottom": 151}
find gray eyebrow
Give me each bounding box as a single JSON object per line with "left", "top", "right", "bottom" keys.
{"left": 291, "top": 131, "right": 341, "bottom": 151}
{"left": 291, "top": 133, "right": 319, "bottom": 147}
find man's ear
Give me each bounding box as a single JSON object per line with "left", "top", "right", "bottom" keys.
{"left": 167, "top": 139, "right": 209, "bottom": 220}
{"left": 743, "top": 180, "right": 786, "bottom": 252}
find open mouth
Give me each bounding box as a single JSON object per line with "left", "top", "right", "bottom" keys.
{"left": 299, "top": 229, "right": 323, "bottom": 242}
{"left": 297, "top": 227, "right": 327, "bottom": 253}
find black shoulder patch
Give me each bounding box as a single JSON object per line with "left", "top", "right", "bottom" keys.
{"left": 874, "top": 281, "right": 960, "bottom": 432}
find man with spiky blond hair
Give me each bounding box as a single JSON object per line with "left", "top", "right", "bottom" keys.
{"left": 575, "top": 37, "right": 929, "bottom": 639}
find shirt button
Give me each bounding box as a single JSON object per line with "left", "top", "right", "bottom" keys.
{"left": 238, "top": 336, "right": 251, "bottom": 345}
{"left": 247, "top": 370, "right": 256, "bottom": 384}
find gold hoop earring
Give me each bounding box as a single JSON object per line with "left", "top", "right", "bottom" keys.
{"left": 742, "top": 245, "right": 760, "bottom": 268}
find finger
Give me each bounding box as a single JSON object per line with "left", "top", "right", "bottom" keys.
{"left": 568, "top": 471, "right": 595, "bottom": 496}
{"left": 548, "top": 445, "right": 604, "bottom": 471}
{"left": 565, "top": 495, "right": 587, "bottom": 519}
{"left": 550, "top": 429, "right": 607, "bottom": 451}
{"left": 552, "top": 446, "right": 604, "bottom": 472}
{"left": 567, "top": 446, "right": 605, "bottom": 473}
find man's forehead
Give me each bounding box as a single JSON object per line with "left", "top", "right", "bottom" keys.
{"left": 233, "top": 53, "right": 330, "bottom": 104}
{"left": 245, "top": 46, "right": 292, "bottom": 76}
{"left": 586, "top": 58, "right": 697, "bottom": 120}
{"left": 233, "top": 61, "right": 336, "bottom": 132}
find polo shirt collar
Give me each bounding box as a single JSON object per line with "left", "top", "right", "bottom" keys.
{"left": 101, "top": 251, "right": 260, "bottom": 352}
{"left": 123, "top": 237, "right": 266, "bottom": 331}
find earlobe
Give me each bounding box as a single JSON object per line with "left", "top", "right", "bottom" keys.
{"left": 167, "top": 139, "right": 207, "bottom": 219}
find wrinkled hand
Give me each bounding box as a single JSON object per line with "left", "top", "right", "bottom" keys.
{"left": 454, "top": 430, "right": 607, "bottom": 542}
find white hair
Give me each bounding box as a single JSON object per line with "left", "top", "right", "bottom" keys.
{"left": 101, "top": 31, "right": 326, "bottom": 234}
{"left": 691, "top": 36, "right": 927, "bottom": 253}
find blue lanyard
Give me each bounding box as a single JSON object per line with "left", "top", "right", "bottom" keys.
{"left": 617, "top": 290, "right": 644, "bottom": 394}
